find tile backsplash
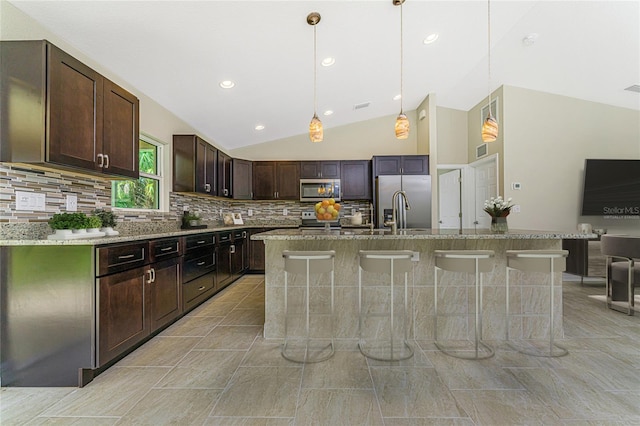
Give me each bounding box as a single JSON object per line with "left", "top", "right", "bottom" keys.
{"left": 0, "top": 163, "right": 372, "bottom": 239}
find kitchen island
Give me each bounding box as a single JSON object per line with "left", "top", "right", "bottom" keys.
{"left": 252, "top": 228, "right": 593, "bottom": 345}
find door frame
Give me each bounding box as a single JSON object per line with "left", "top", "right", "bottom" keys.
{"left": 467, "top": 153, "right": 500, "bottom": 228}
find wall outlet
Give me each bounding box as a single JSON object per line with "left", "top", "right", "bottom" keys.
{"left": 511, "top": 182, "right": 522, "bottom": 190}
{"left": 283, "top": 208, "right": 288, "bottom": 216}
{"left": 66, "top": 194, "right": 78, "bottom": 212}
{"left": 15, "top": 191, "right": 46, "bottom": 211}
{"left": 512, "top": 204, "right": 521, "bottom": 213}
{"left": 411, "top": 251, "right": 420, "bottom": 262}
{"left": 248, "top": 209, "right": 253, "bottom": 216}
{"left": 183, "top": 205, "right": 189, "bottom": 212}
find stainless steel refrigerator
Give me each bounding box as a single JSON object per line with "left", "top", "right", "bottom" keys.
{"left": 376, "top": 175, "right": 432, "bottom": 229}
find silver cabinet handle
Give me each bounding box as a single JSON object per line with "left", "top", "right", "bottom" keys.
{"left": 224, "top": 188, "right": 229, "bottom": 196}
{"left": 151, "top": 268, "right": 156, "bottom": 283}
{"left": 118, "top": 254, "right": 135, "bottom": 259}
{"left": 146, "top": 269, "right": 153, "bottom": 284}
{"left": 97, "top": 153, "right": 104, "bottom": 167}
{"left": 197, "top": 261, "right": 206, "bottom": 266}
{"left": 242, "top": 231, "right": 247, "bottom": 238}
{"left": 160, "top": 246, "right": 173, "bottom": 252}
{"left": 197, "top": 240, "right": 206, "bottom": 244}
{"left": 205, "top": 183, "right": 211, "bottom": 192}
{"left": 198, "top": 286, "right": 206, "bottom": 291}
{"left": 230, "top": 245, "right": 236, "bottom": 254}
{"left": 104, "top": 154, "right": 109, "bottom": 169}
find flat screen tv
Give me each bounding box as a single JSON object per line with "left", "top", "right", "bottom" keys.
{"left": 581, "top": 159, "right": 640, "bottom": 217}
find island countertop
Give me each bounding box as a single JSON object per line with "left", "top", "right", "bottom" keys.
{"left": 252, "top": 228, "right": 596, "bottom": 240}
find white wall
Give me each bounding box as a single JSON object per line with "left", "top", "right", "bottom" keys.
{"left": 230, "top": 111, "right": 418, "bottom": 160}
{"left": 436, "top": 106, "right": 468, "bottom": 165}
{"left": 501, "top": 85, "right": 640, "bottom": 233}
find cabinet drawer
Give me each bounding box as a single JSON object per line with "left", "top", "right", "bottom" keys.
{"left": 218, "top": 231, "right": 232, "bottom": 243}
{"left": 183, "top": 274, "right": 215, "bottom": 305}
{"left": 149, "top": 237, "right": 181, "bottom": 262}
{"left": 97, "top": 241, "right": 148, "bottom": 276}
{"left": 232, "top": 230, "right": 247, "bottom": 240}
{"left": 185, "top": 233, "right": 215, "bottom": 251}
{"left": 183, "top": 249, "right": 215, "bottom": 282}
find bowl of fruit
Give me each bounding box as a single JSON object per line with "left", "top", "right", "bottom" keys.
{"left": 314, "top": 198, "right": 341, "bottom": 224}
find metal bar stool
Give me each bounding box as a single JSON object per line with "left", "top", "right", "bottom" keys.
{"left": 434, "top": 250, "right": 495, "bottom": 359}
{"left": 358, "top": 250, "right": 415, "bottom": 361}
{"left": 282, "top": 250, "right": 335, "bottom": 363}
{"left": 506, "top": 250, "right": 569, "bottom": 357}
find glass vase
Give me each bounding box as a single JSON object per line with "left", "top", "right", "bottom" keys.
{"left": 491, "top": 216, "right": 508, "bottom": 233}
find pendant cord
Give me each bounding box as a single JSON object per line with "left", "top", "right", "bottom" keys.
{"left": 313, "top": 24, "right": 318, "bottom": 116}
{"left": 487, "top": 0, "right": 492, "bottom": 119}
{"left": 400, "top": 1, "right": 404, "bottom": 114}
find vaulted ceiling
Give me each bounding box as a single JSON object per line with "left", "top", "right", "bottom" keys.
{"left": 8, "top": 1, "right": 640, "bottom": 151}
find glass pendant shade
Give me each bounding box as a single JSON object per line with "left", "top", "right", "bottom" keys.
{"left": 309, "top": 114, "right": 323, "bottom": 142}
{"left": 395, "top": 113, "right": 409, "bottom": 139}
{"left": 481, "top": 114, "right": 498, "bottom": 142}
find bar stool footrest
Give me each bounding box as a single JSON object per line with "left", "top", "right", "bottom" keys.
{"left": 434, "top": 340, "right": 495, "bottom": 360}
{"left": 358, "top": 341, "right": 414, "bottom": 362}
{"left": 282, "top": 341, "right": 335, "bottom": 363}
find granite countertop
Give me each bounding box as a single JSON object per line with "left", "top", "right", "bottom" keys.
{"left": 0, "top": 224, "right": 298, "bottom": 246}
{"left": 251, "top": 228, "right": 597, "bottom": 240}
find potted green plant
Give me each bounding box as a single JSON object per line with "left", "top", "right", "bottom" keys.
{"left": 48, "top": 212, "right": 87, "bottom": 238}
{"left": 92, "top": 208, "right": 119, "bottom": 235}
{"left": 86, "top": 215, "right": 102, "bottom": 233}
{"left": 182, "top": 212, "right": 202, "bottom": 228}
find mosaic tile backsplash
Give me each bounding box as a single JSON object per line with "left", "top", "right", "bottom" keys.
{"left": 0, "top": 163, "right": 372, "bottom": 239}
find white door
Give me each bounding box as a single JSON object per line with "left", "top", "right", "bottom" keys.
{"left": 438, "top": 169, "right": 461, "bottom": 229}
{"left": 473, "top": 158, "right": 498, "bottom": 229}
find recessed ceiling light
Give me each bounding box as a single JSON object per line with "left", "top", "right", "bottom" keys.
{"left": 255, "top": 124, "right": 265, "bottom": 131}
{"left": 522, "top": 33, "right": 539, "bottom": 46}
{"left": 321, "top": 57, "right": 335, "bottom": 67}
{"left": 323, "top": 110, "right": 334, "bottom": 116}
{"left": 219, "top": 80, "right": 235, "bottom": 89}
{"left": 393, "top": 94, "right": 402, "bottom": 101}
{"left": 423, "top": 33, "right": 439, "bottom": 44}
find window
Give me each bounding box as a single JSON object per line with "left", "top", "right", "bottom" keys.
{"left": 112, "top": 135, "right": 163, "bottom": 210}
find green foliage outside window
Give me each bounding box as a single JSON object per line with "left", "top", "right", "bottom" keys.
{"left": 112, "top": 138, "right": 161, "bottom": 209}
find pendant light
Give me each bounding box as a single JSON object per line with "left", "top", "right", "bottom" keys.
{"left": 307, "top": 12, "right": 323, "bottom": 143}
{"left": 393, "top": 0, "right": 409, "bottom": 139}
{"left": 481, "top": 0, "right": 499, "bottom": 142}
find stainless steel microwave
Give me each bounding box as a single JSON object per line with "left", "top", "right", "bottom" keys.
{"left": 299, "top": 179, "right": 341, "bottom": 202}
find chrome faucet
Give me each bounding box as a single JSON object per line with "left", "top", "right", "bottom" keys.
{"left": 384, "top": 190, "right": 411, "bottom": 234}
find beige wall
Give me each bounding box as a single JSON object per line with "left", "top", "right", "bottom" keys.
{"left": 436, "top": 106, "right": 468, "bottom": 165}
{"left": 230, "top": 111, "right": 418, "bottom": 160}
{"left": 501, "top": 85, "right": 640, "bottom": 233}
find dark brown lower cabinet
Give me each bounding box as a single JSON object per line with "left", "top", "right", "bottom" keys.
{"left": 248, "top": 228, "right": 268, "bottom": 273}
{"left": 98, "top": 266, "right": 149, "bottom": 366}
{"left": 147, "top": 257, "right": 182, "bottom": 331}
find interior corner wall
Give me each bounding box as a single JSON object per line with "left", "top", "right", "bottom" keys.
{"left": 436, "top": 106, "right": 468, "bottom": 164}
{"left": 229, "top": 111, "right": 418, "bottom": 161}
{"left": 501, "top": 85, "right": 640, "bottom": 233}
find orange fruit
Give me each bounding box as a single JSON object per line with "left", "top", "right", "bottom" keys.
{"left": 333, "top": 203, "right": 341, "bottom": 211}
{"left": 323, "top": 212, "right": 332, "bottom": 220}
{"left": 321, "top": 200, "right": 330, "bottom": 207}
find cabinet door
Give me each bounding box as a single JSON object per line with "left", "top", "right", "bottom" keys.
{"left": 373, "top": 156, "right": 402, "bottom": 176}
{"left": 249, "top": 229, "right": 267, "bottom": 273}
{"left": 341, "top": 160, "right": 371, "bottom": 200}
{"left": 300, "top": 161, "right": 320, "bottom": 178}
{"left": 196, "top": 137, "right": 217, "bottom": 195}
{"left": 401, "top": 155, "right": 429, "bottom": 175}
{"left": 148, "top": 257, "right": 182, "bottom": 332}
{"left": 217, "top": 151, "right": 233, "bottom": 198}
{"left": 103, "top": 79, "right": 139, "bottom": 178}
{"left": 98, "top": 266, "right": 148, "bottom": 366}
{"left": 233, "top": 159, "right": 253, "bottom": 200}
{"left": 320, "top": 161, "right": 341, "bottom": 179}
{"left": 47, "top": 44, "right": 103, "bottom": 173}
{"left": 253, "top": 161, "right": 277, "bottom": 200}
{"left": 217, "top": 243, "right": 233, "bottom": 289}
{"left": 276, "top": 161, "right": 300, "bottom": 200}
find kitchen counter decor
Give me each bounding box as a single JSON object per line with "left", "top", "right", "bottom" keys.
{"left": 47, "top": 212, "right": 106, "bottom": 240}
{"left": 484, "top": 195, "right": 513, "bottom": 233}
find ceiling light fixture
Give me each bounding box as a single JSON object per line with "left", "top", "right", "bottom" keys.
{"left": 394, "top": 0, "right": 409, "bottom": 140}
{"left": 255, "top": 125, "right": 265, "bottom": 131}
{"left": 393, "top": 94, "right": 402, "bottom": 101}
{"left": 219, "top": 80, "right": 235, "bottom": 89}
{"left": 423, "top": 33, "right": 439, "bottom": 44}
{"left": 307, "top": 12, "right": 323, "bottom": 143}
{"left": 323, "top": 110, "right": 334, "bottom": 116}
{"left": 321, "top": 57, "right": 335, "bottom": 67}
{"left": 481, "top": 0, "right": 498, "bottom": 142}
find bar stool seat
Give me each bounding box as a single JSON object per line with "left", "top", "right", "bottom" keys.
{"left": 434, "top": 250, "right": 495, "bottom": 359}
{"left": 282, "top": 250, "right": 335, "bottom": 363}
{"left": 358, "top": 250, "right": 415, "bottom": 361}
{"left": 506, "top": 249, "right": 569, "bottom": 357}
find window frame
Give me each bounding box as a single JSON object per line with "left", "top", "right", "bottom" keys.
{"left": 111, "top": 133, "right": 168, "bottom": 213}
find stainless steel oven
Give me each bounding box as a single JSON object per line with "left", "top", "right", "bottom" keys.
{"left": 299, "top": 178, "right": 341, "bottom": 202}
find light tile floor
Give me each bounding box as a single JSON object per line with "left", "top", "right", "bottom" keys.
{"left": 2, "top": 274, "right": 639, "bottom": 425}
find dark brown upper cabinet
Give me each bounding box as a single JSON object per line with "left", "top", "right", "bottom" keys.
{"left": 217, "top": 150, "right": 233, "bottom": 198}
{"left": 173, "top": 135, "right": 217, "bottom": 196}
{"left": 253, "top": 161, "right": 300, "bottom": 200}
{"left": 300, "top": 161, "right": 341, "bottom": 179}
{"left": 232, "top": 158, "right": 253, "bottom": 200}
{"left": 0, "top": 40, "right": 139, "bottom": 178}
{"left": 341, "top": 160, "right": 372, "bottom": 200}
{"left": 372, "top": 155, "right": 429, "bottom": 176}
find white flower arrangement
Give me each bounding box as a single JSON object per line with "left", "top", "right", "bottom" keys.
{"left": 484, "top": 196, "right": 513, "bottom": 218}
